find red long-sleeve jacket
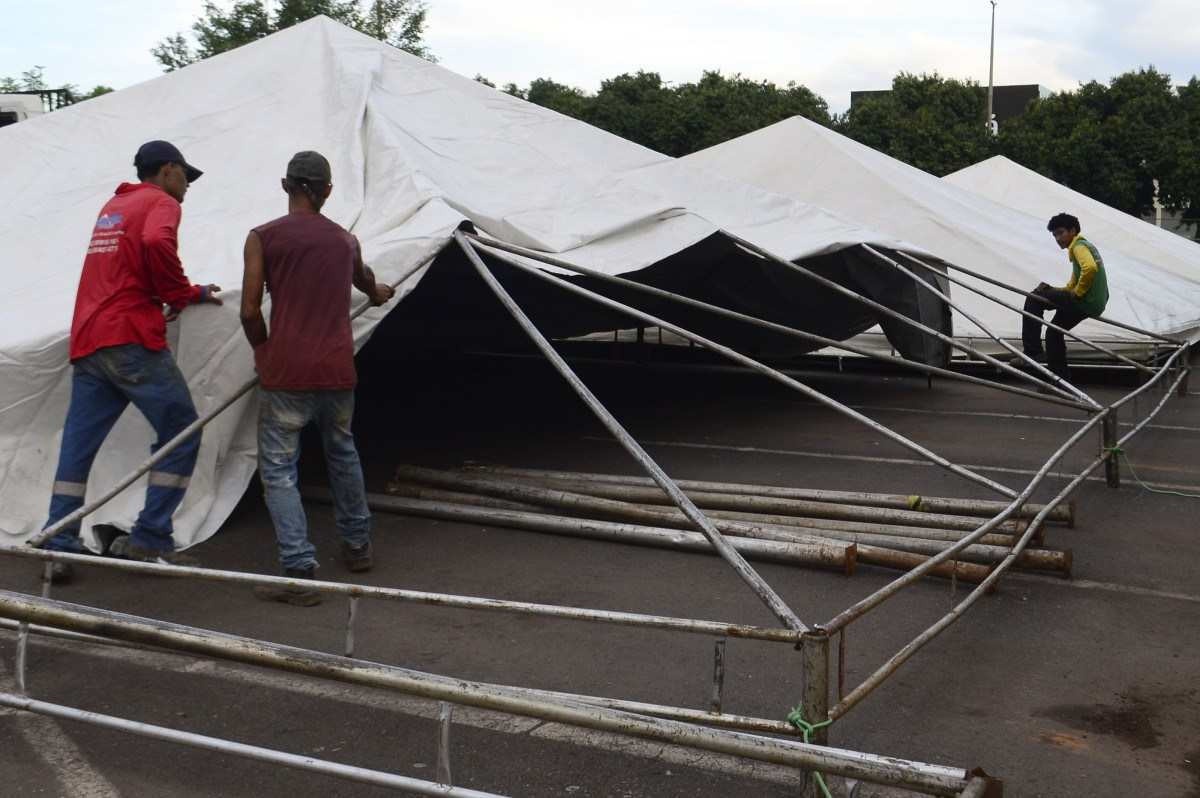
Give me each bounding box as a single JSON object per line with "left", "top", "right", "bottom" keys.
{"left": 69, "top": 182, "right": 205, "bottom": 361}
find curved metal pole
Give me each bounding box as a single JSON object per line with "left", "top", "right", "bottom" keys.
{"left": 895, "top": 251, "right": 1159, "bottom": 374}
{"left": 452, "top": 231, "right": 807, "bottom": 633}
{"left": 861, "top": 245, "right": 1099, "bottom": 408}
{"left": 824, "top": 406, "right": 1109, "bottom": 634}
{"left": 466, "top": 233, "right": 1093, "bottom": 412}
{"left": 464, "top": 236, "right": 1018, "bottom": 499}
{"left": 830, "top": 365, "right": 1190, "bottom": 721}
{"left": 27, "top": 256, "right": 434, "bottom": 549}
{"left": 722, "top": 229, "right": 1089, "bottom": 403}
{"left": 914, "top": 252, "right": 1182, "bottom": 344}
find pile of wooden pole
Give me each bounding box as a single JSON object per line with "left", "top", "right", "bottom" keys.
{"left": 376, "top": 465, "right": 1075, "bottom": 583}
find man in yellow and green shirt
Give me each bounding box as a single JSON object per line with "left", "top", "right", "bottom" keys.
{"left": 1020, "top": 213, "right": 1109, "bottom": 381}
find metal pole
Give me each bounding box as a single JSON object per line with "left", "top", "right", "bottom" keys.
{"left": 26, "top": 256, "right": 433, "bottom": 549}
{"left": 0, "top": 615, "right": 804, "bottom": 738}
{"left": 0, "top": 544, "right": 801, "bottom": 644}
{"left": 864, "top": 245, "right": 1097, "bottom": 407}
{"left": 461, "top": 465, "right": 1073, "bottom": 523}
{"left": 465, "top": 235, "right": 1019, "bottom": 499}
{"left": 452, "top": 230, "right": 808, "bottom": 632}
{"left": 896, "top": 251, "right": 1158, "bottom": 375}
{"left": 720, "top": 230, "right": 1090, "bottom": 410}
{"left": 710, "top": 639, "right": 727, "bottom": 714}
{"left": 15, "top": 562, "right": 52, "bottom": 694}
{"left": 902, "top": 250, "right": 1181, "bottom": 345}
{"left": 0, "top": 591, "right": 977, "bottom": 796}
{"left": 344, "top": 596, "right": 360, "bottom": 658}
{"left": 824, "top": 407, "right": 1109, "bottom": 634}
{"left": 986, "top": 1, "right": 997, "bottom": 133}
{"left": 0, "top": 692, "right": 505, "bottom": 797}
{"left": 437, "top": 702, "right": 454, "bottom": 786}
{"left": 801, "top": 631, "right": 831, "bottom": 745}
{"left": 828, "top": 367, "right": 1190, "bottom": 721}
{"left": 466, "top": 233, "right": 1093, "bottom": 412}
{"left": 1103, "top": 412, "right": 1120, "bottom": 489}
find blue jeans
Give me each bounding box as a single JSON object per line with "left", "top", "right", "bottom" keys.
{"left": 43, "top": 344, "right": 201, "bottom": 553}
{"left": 257, "top": 389, "right": 370, "bottom": 571}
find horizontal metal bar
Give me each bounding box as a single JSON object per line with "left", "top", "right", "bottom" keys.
{"left": 0, "top": 591, "right": 974, "bottom": 795}
{"left": 0, "top": 544, "right": 798, "bottom": 643}
{"left": 0, "top": 616, "right": 799, "bottom": 738}
{"left": 1109, "top": 346, "right": 1189, "bottom": 412}
{"left": 0, "top": 692, "right": 506, "bottom": 797}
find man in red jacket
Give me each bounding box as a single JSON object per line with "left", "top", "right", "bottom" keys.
{"left": 41, "top": 140, "right": 222, "bottom": 583}
{"left": 240, "top": 151, "right": 393, "bottom": 605}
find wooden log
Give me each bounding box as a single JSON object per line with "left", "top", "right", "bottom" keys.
{"left": 463, "top": 465, "right": 1074, "bottom": 526}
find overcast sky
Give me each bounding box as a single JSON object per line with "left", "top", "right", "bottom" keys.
{"left": 2, "top": 1, "right": 1197, "bottom": 111}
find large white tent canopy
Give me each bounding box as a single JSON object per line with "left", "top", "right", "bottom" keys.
{"left": 0, "top": 17, "right": 950, "bottom": 550}
{"left": 945, "top": 155, "right": 1200, "bottom": 286}
{"left": 683, "top": 116, "right": 1200, "bottom": 349}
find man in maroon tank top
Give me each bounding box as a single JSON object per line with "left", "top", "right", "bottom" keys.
{"left": 239, "top": 151, "right": 394, "bottom": 605}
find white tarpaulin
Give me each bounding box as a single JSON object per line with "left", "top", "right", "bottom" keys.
{"left": 945, "top": 155, "right": 1200, "bottom": 286}
{"left": 683, "top": 116, "right": 1200, "bottom": 347}
{"left": 0, "top": 17, "right": 938, "bottom": 550}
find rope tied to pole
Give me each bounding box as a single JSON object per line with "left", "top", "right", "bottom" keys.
{"left": 906, "top": 495, "right": 923, "bottom": 511}
{"left": 786, "top": 705, "right": 834, "bottom": 798}
{"left": 1119, "top": 451, "right": 1200, "bottom": 499}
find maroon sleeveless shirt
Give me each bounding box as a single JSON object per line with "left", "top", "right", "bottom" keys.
{"left": 253, "top": 212, "right": 358, "bottom": 391}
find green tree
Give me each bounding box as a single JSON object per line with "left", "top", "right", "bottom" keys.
{"left": 152, "top": 0, "right": 432, "bottom": 71}
{"left": 835, "top": 72, "right": 995, "bottom": 175}
{"left": 999, "top": 68, "right": 1181, "bottom": 217}
{"left": 1166, "top": 77, "right": 1200, "bottom": 230}
{"left": 504, "top": 70, "right": 830, "bottom": 157}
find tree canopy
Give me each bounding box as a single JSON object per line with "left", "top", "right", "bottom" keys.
{"left": 151, "top": 0, "right": 432, "bottom": 71}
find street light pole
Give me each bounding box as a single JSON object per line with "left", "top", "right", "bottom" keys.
{"left": 986, "top": 1, "right": 997, "bottom": 134}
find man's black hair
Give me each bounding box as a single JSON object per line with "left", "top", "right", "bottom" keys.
{"left": 137, "top": 160, "right": 171, "bottom": 181}
{"left": 283, "top": 176, "right": 329, "bottom": 207}
{"left": 1046, "top": 213, "right": 1081, "bottom": 233}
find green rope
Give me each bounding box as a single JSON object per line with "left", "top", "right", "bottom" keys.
{"left": 906, "top": 494, "right": 924, "bottom": 511}
{"left": 1119, "top": 451, "right": 1200, "bottom": 499}
{"left": 787, "top": 705, "right": 834, "bottom": 798}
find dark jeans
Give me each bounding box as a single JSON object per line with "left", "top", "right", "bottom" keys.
{"left": 43, "top": 344, "right": 201, "bottom": 553}
{"left": 1021, "top": 288, "right": 1089, "bottom": 380}
{"left": 257, "top": 389, "right": 370, "bottom": 571}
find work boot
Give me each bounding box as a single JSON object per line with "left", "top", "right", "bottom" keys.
{"left": 1006, "top": 351, "right": 1046, "bottom": 368}
{"left": 121, "top": 541, "right": 201, "bottom": 567}
{"left": 93, "top": 524, "right": 125, "bottom": 556}
{"left": 254, "top": 567, "right": 323, "bottom": 607}
{"left": 341, "top": 540, "right": 373, "bottom": 573}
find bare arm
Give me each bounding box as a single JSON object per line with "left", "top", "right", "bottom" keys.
{"left": 240, "top": 231, "right": 269, "bottom": 348}
{"left": 351, "top": 237, "right": 395, "bottom": 306}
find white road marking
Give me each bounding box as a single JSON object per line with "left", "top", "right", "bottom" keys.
{"left": 1008, "top": 574, "right": 1200, "bottom": 604}
{"left": 585, "top": 436, "right": 1200, "bottom": 493}
{"left": 0, "top": 656, "right": 121, "bottom": 797}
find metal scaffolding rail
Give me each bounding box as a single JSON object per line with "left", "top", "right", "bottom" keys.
{"left": 1, "top": 225, "right": 1190, "bottom": 797}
